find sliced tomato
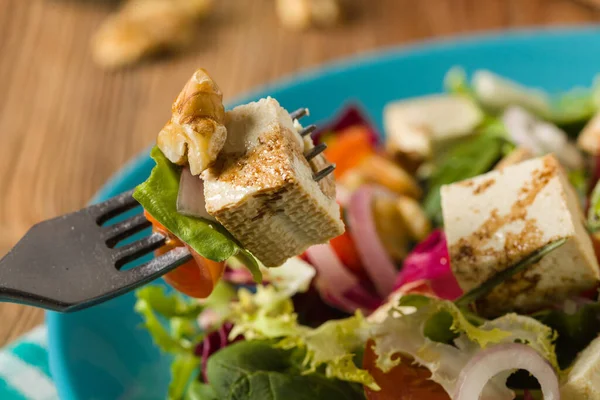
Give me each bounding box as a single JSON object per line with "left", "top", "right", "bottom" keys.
{"left": 363, "top": 339, "right": 450, "bottom": 400}
{"left": 329, "top": 230, "right": 364, "bottom": 277}
{"left": 324, "top": 125, "right": 374, "bottom": 178}
{"left": 161, "top": 247, "right": 225, "bottom": 298}
{"left": 145, "top": 210, "right": 225, "bottom": 298}
{"left": 143, "top": 210, "right": 169, "bottom": 235}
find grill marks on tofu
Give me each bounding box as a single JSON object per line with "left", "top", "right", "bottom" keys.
{"left": 450, "top": 158, "right": 556, "bottom": 273}
{"left": 204, "top": 98, "right": 344, "bottom": 267}
{"left": 441, "top": 154, "right": 600, "bottom": 316}
{"left": 209, "top": 128, "right": 300, "bottom": 189}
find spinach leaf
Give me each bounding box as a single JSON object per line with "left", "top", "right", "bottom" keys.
{"left": 133, "top": 147, "right": 254, "bottom": 264}
{"left": 206, "top": 341, "right": 366, "bottom": 400}
{"left": 533, "top": 300, "right": 600, "bottom": 369}
{"left": 423, "top": 132, "right": 505, "bottom": 225}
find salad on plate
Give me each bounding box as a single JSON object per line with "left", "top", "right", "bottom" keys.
{"left": 132, "top": 67, "right": 600, "bottom": 400}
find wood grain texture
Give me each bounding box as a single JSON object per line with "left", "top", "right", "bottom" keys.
{"left": 0, "top": 0, "right": 598, "bottom": 346}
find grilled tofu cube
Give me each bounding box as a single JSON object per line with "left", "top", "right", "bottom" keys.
{"left": 560, "top": 335, "right": 600, "bottom": 399}
{"left": 441, "top": 154, "right": 599, "bottom": 315}
{"left": 384, "top": 94, "right": 483, "bottom": 162}
{"left": 203, "top": 97, "right": 344, "bottom": 267}
{"left": 494, "top": 147, "right": 534, "bottom": 170}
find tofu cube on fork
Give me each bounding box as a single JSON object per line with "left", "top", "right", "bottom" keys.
{"left": 203, "top": 98, "right": 345, "bottom": 267}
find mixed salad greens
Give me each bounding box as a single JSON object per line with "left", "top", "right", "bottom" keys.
{"left": 134, "top": 67, "right": 600, "bottom": 399}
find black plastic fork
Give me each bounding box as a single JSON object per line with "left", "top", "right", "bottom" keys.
{"left": 0, "top": 190, "right": 194, "bottom": 312}
{"left": 0, "top": 108, "right": 334, "bottom": 312}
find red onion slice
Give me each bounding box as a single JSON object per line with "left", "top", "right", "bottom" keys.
{"left": 177, "top": 167, "right": 215, "bottom": 221}
{"left": 306, "top": 244, "right": 380, "bottom": 313}
{"left": 318, "top": 282, "right": 365, "bottom": 313}
{"left": 347, "top": 185, "right": 397, "bottom": 297}
{"left": 306, "top": 244, "right": 359, "bottom": 295}
{"left": 342, "top": 284, "right": 382, "bottom": 311}
{"left": 454, "top": 343, "right": 560, "bottom": 400}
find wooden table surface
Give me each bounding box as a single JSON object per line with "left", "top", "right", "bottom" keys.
{"left": 0, "top": 0, "right": 599, "bottom": 346}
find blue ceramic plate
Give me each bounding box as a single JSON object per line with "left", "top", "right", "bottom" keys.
{"left": 48, "top": 27, "right": 600, "bottom": 399}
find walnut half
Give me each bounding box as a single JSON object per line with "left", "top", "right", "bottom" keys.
{"left": 275, "top": 0, "right": 342, "bottom": 30}
{"left": 157, "top": 69, "right": 227, "bottom": 175}
{"left": 92, "top": 0, "right": 213, "bottom": 69}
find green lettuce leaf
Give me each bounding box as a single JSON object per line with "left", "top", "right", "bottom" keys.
{"left": 549, "top": 86, "right": 597, "bottom": 126}
{"left": 134, "top": 286, "right": 204, "bottom": 399}
{"left": 228, "top": 285, "right": 307, "bottom": 340}
{"left": 227, "top": 285, "right": 375, "bottom": 389}
{"left": 196, "top": 281, "right": 237, "bottom": 330}
{"left": 370, "top": 296, "right": 558, "bottom": 398}
{"left": 170, "top": 354, "right": 201, "bottom": 400}
{"left": 206, "top": 340, "right": 366, "bottom": 400}
{"left": 133, "top": 146, "right": 251, "bottom": 263}
{"left": 136, "top": 285, "right": 204, "bottom": 318}
{"left": 185, "top": 381, "right": 218, "bottom": 400}
{"left": 588, "top": 180, "right": 600, "bottom": 233}
{"left": 226, "top": 285, "right": 560, "bottom": 397}
{"left": 278, "top": 312, "right": 376, "bottom": 389}
{"left": 446, "top": 67, "right": 600, "bottom": 130}
{"left": 134, "top": 286, "right": 201, "bottom": 354}
{"left": 444, "top": 67, "right": 476, "bottom": 100}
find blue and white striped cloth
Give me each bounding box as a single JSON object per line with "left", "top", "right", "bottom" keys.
{"left": 0, "top": 327, "right": 58, "bottom": 400}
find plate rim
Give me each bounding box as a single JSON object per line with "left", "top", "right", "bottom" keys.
{"left": 46, "top": 25, "right": 600, "bottom": 399}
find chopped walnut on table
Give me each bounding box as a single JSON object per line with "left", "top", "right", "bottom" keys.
{"left": 157, "top": 68, "right": 227, "bottom": 175}
{"left": 92, "top": 0, "right": 213, "bottom": 69}
{"left": 276, "top": 0, "right": 342, "bottom": 30}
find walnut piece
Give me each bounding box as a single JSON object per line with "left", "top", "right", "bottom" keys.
{"left": 92, "top": 0, "right": 213, "bottom": 69}
{"left": 395, "top": 195, "right": 431, "bottom": 241}
{"left": 157, "top": 68, "right": 227, "bottom": 175}
{"left": 275, "top": 0, "right": 342, "bottom": 30}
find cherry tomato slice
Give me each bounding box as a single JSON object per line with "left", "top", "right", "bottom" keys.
{"left": 329, "top": 230, "right": 365, "bottom": 277}
{"left": 160, "top": 247, "right": 225, "bottom": 298}
{"left": 145, "top": 210, "right": 225, "bottom": 298}
{"left": 363, "top": 339, "right": 450, "bottom": 400}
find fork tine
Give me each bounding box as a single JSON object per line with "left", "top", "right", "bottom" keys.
{"left": 290, "top": 108, "right": 309, "bottom": 120}
{"left": 104, "top": 213, "right": 152, "bottom": 247}
{"left": 313, "top": 164, "right": 336, "bottom": 182}
{"left": 113, "top": 232, "right": 165, "bottom": 269}
{"left": 91, "top": 189, "right": 139, "bottom": 224}
{"left": 300, "top": 124, "right": 317, "bottom": 137}
{"left": 305, "top": 143, "right": 327, "bottom": 161}
{"left": 121, "top": 247, "right": 192, "bottom": 288}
